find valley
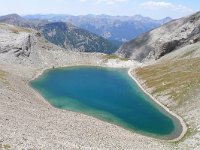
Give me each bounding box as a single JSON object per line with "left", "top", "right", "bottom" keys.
{"left": 0, "top": 7, "right": 199, "bottom": 150}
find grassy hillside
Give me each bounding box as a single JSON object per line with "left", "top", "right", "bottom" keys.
{"left": 135, "top": 57, "right": 200, "bottom": 107}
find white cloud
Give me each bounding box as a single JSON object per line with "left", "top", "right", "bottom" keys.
{"left": 141, "top": 1, "right": 173, "bottom": 8}
{"left": 98, "top": 0, "right": 128, "bottom": 5}
{"left": 80, "top": 0, "right": 128, "bottom": 5}
{"left": 141, "top": 1, "right": 194, "bottom": 13}
{"left": 80, "top": 0, "right": 87, "bottom": 2}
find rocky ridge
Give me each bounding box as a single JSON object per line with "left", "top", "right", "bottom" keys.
{"left": 116, "top": 11, "right": 200, "bottom": 62}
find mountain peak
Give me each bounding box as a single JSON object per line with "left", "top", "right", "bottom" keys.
{"left": 0, "top": 14, "right": 23, "bottom": 20}
{"left": 0, "top": 14, "right": 26, "bottom": 27}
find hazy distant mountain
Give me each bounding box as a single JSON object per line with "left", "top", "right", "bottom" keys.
{"left": 0, "top": 14, "right": 118, "bottom": 54}
{"left": 0, "top": 14, "right": 48, "bottom": 28}
{"left": 40, "top": 22, "right": 118, "bottom": 53}
{"left": 0, "top": 14, "right": 33, "bottom": 27}
{"left": 116, "top": 11, "right": 200, "bottom": 62}
{"left": 25, "top": 14, "right": 173, "bottom": 42}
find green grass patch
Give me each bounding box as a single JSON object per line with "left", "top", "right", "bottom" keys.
{"left": 0, "top": 70, "right": 7, "bottom": 79}
{"left": 0, "top": 70, "right": 11, "bottom": 88}
{"left": 135, "top": 58, "right": 200, "bottom": 105}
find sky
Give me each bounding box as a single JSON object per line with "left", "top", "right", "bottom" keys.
{"left": 0, "top": 0, "right": 199, "bottom": 19}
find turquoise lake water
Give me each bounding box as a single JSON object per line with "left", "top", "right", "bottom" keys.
{"left": 30, "top": 66, "right": 183, "bottom": 140}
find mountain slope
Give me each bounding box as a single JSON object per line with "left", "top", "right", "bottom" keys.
{"left": 24, "top": 14, "right": 172, "bottom": 42}
{"left": 0, "top": 23, "right": 104, "bottom": 67}
{"left": 0, "top": 23, "right": 61, "bottom": 66}
{"left": 116, "top": 11, "right": 200, "bottom": 62}
{"left": 40, "top": 22, "right": 118, "bottom": 53}
{"left": 0, "top": 14, "right": 33, "bottom": 28}
{"left": 0, "top": 14, "right": 118, "bottom": 54}
{"left": 124, "top": 11, "right": 200, "bottom": 150}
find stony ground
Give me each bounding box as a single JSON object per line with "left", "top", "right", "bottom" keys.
{"left": 0, "top": 60, "right": 175, "bottom": 150}
{"left": 0, "top": 23, "right": 199, "bottom": 149}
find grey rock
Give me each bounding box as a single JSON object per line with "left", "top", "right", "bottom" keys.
{"left": 0, "top": 25, "right": 33, "bottom": 58}
{"left": 116, "top": 11, "right": 200, "bottom": 62}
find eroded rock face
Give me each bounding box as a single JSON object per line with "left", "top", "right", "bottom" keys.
{"left": 14, "top": 35, "right": 32, "bottom": 57}
{"left": 0, "top": 24, "right": 41, "bottom": 58}
{"left": 116, "top": 11, "right": 200, "bottom": 62}
{"left": 157, "top": 40, "right": 179, "bottom": 59}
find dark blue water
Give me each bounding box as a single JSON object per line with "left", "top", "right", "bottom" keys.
{"left": 30, "top": 66, "right": 182, "bottom": 140}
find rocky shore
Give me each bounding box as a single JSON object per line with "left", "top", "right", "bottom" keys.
{"left": 0, "top": 23, "right": 200, "bottom": 150}
{"left": 0, "top": 57, "right": 174, "bottom": 150}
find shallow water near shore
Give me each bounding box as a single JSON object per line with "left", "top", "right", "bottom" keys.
{"left": 30, "top": 66, "right": 183, "bottom": 140}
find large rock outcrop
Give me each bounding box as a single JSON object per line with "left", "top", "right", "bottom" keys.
{"left": 0, "top": 24, "right": 33, "bottom": 57}
{"left": 0, "top": 23, "right": 104, "bottom": 68}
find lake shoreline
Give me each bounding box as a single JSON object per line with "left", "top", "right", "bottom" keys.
{"left": 128, "top": 69, "right": 188, "bottom": 142}
{"left": 30, "top": 63, "right": 187, "bottom": 142}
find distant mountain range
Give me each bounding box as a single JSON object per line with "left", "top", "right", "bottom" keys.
{"left": 24, "top": 14, "right": 172, "bottom": 42}
{"left": 0, "top": 14, "right": 172, "bottom": 55}
{"left": 0, "top": 14, "right": 118, "bottom": 54}
{"left": 116, "top": 11, "right": 200, "bottom": 62}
